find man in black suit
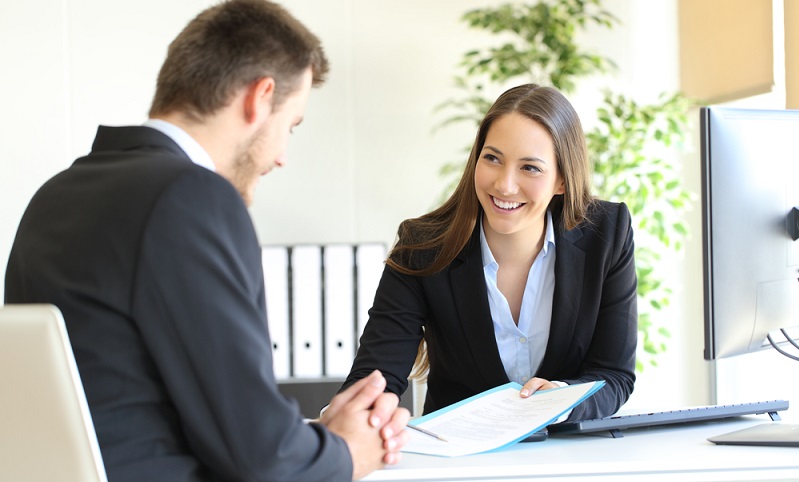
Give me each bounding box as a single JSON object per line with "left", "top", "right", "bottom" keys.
{"left": 4, "top": 1, "right": 409, "bottom": 480}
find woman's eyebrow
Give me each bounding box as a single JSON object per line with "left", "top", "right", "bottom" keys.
{"left": 483, "top": 145, "right": 503, "bottom": 156}
{"left": 484, "top": 145, "right": 548, "bottom": 164}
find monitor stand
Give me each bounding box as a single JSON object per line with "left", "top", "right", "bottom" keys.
{"left": 708, "top": 421, "right": 799, "bottom": 447}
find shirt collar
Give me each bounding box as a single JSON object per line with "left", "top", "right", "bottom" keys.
{"left": 480, "top": 219, "right": 497, "bottom": 269}
{"left": 479, "top": 210, "right": 556, "bottom": 269}
{"left": 143, "top": 119, "right": 216, "bottom": 172}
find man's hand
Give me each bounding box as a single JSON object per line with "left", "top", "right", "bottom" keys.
{"left": 369, "top": 390, "right": 410, "bottom": 464}
{"left": 321, "top": 371, "right": 410, "bottom": 480}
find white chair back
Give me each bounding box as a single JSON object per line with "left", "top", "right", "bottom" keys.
{"left": 0, "top": 304, "right": 107, "bottom": 482}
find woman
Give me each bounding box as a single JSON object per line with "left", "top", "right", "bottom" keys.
{"left": 342, "top": 84, "right": 637, "bottom": 422}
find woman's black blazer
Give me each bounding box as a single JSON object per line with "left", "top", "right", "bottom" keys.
{"left": 342, "top": 199, "right": 638, "bottom": 422}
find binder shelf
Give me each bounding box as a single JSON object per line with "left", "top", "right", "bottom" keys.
{"left": 262, "top": 243, "right": 387, "bottom": 380}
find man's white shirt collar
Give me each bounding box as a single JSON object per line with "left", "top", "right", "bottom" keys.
{"left": 143, "top": 119, "right": 216, "bottom": 172}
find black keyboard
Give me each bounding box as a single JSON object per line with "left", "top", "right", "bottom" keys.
{"left": 548, "top": 400, "right": 789, "bottom": 438}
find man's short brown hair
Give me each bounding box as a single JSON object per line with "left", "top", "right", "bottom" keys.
{"left": 149, "top": 0, "right": 329, "bottom": 120}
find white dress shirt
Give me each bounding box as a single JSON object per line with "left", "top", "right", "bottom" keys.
{"left": 480, "top": 211, "right": 557, "bottom": 385}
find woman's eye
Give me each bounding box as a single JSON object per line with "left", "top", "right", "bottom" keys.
{"left": 482, "top": 153, "right": 499, "bottom": 163}
{"left": 522, "top": 164, "right": 542, "bottom": 173}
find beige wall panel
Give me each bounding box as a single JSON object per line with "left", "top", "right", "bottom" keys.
{"left": 679, "top": 0, "right": 773, "bottom": 103}
{"left": 785, "top": 0, "right": 799, "bottom": 108}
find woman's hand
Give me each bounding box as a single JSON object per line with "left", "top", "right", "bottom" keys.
{"left": 519, "top": 377, "right": 559, "bottom": 398}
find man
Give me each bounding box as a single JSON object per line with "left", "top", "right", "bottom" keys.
{"left": 4, "top": 1, "right": 409, "bottom": 480}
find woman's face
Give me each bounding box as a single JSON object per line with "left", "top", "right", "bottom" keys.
{"left": 474, "top": 112, "right": 565, "bottom": 241}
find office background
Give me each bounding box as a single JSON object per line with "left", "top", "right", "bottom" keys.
{"left": 1, "top": 0, "right": 796, "bottom": 413}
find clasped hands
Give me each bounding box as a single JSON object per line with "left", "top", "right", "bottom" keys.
{"left": 319, "top": 370, "right": 410, "bottom": 480}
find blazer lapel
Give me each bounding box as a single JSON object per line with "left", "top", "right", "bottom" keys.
{"left": 539, "top": 224, "right": 585, "bottom": 376}
{"left": 450, "top": 226, "right": 509, "bottom": 386}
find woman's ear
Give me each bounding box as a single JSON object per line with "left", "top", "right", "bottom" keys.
{"left": 555, "top": 179, "right": 566, "bottom": 195}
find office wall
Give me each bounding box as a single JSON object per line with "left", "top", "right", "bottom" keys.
{"left": 0, "top": 0, "right": 712, "bottom": 409}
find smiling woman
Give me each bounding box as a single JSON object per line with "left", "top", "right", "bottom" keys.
{"left": 338, "top": 84, "right": 638, "bottom": 423}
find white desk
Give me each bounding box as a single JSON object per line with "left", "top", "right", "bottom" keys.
{"left": 365, "top": 413, "right": 799, "bottom": 481}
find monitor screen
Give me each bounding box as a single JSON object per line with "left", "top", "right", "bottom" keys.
{"left": 700, "top": 106, "right": 799, "bottom": 360}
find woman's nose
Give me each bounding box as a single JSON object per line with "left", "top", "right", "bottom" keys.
{"left": 495, "top": 168, "right": 518, "bottom": 196}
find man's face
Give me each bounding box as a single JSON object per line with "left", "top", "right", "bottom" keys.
{"left": 230, "top": 68, "right": 313, "bottom": 206}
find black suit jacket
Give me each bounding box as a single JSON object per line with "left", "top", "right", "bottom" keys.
{"left": 5, "top": 126, "right": 352, "bottom": 482}
{"left": 342, "top": 200, "right": 637, "bottom": 421}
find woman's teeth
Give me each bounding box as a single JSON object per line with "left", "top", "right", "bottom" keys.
{"left": 493, "top": 197, "right": 522, "bottom": 210}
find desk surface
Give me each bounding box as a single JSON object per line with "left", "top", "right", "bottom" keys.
{"left": 365, "top": 413, "right": 799, "bottom": 481}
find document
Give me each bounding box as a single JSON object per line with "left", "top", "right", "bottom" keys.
{"left": 402, "top": 381, "right": 604, "bottom": 457}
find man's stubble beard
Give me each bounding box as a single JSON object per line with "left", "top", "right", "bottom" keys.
{"left": 230, "top": 123, "right": 268, "bottom": 207}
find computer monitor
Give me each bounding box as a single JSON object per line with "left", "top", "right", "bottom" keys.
{"left": 700, "top": 106, "right": 799, "bottom": 361}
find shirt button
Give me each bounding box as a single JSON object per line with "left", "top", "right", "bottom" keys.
{"left": 521, "top": 376, "right": 530, "bottom": 382}
{"left": 519, "top": 337, "right": 527, "bottom": 344}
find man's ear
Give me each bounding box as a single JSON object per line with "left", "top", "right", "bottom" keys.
{"left": 243, "top": 77, "right": 275, "bottom": 124}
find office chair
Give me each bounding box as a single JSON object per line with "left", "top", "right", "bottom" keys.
{"left": 0, "top": 304, "right": 107, "bottom": 482}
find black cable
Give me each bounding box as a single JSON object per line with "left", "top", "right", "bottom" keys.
{"left": 781, "top": 328, "right": 799, "bottom": 350}
{"left": 767, "top": 333, "right": 799, "bottom": 362}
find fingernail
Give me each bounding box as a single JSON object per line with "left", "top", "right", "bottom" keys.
{"left": 383, "top": 427, "right": 393, "bottom": 438}
{"left": 369, "top": 371, "right": 384, "bottom": 386}
{"left": 387, "top": 439, "right": 396, "bottom": 451}
{"left": 370, "top": 415, "right": 381, "bottom": 427}
{"left": 520, "top": 389, "right": 530, "bottom": 397}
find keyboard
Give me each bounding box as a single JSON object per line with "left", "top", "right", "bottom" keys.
{"left": 547, "top": 400, "right": 789, "bottom": 438}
